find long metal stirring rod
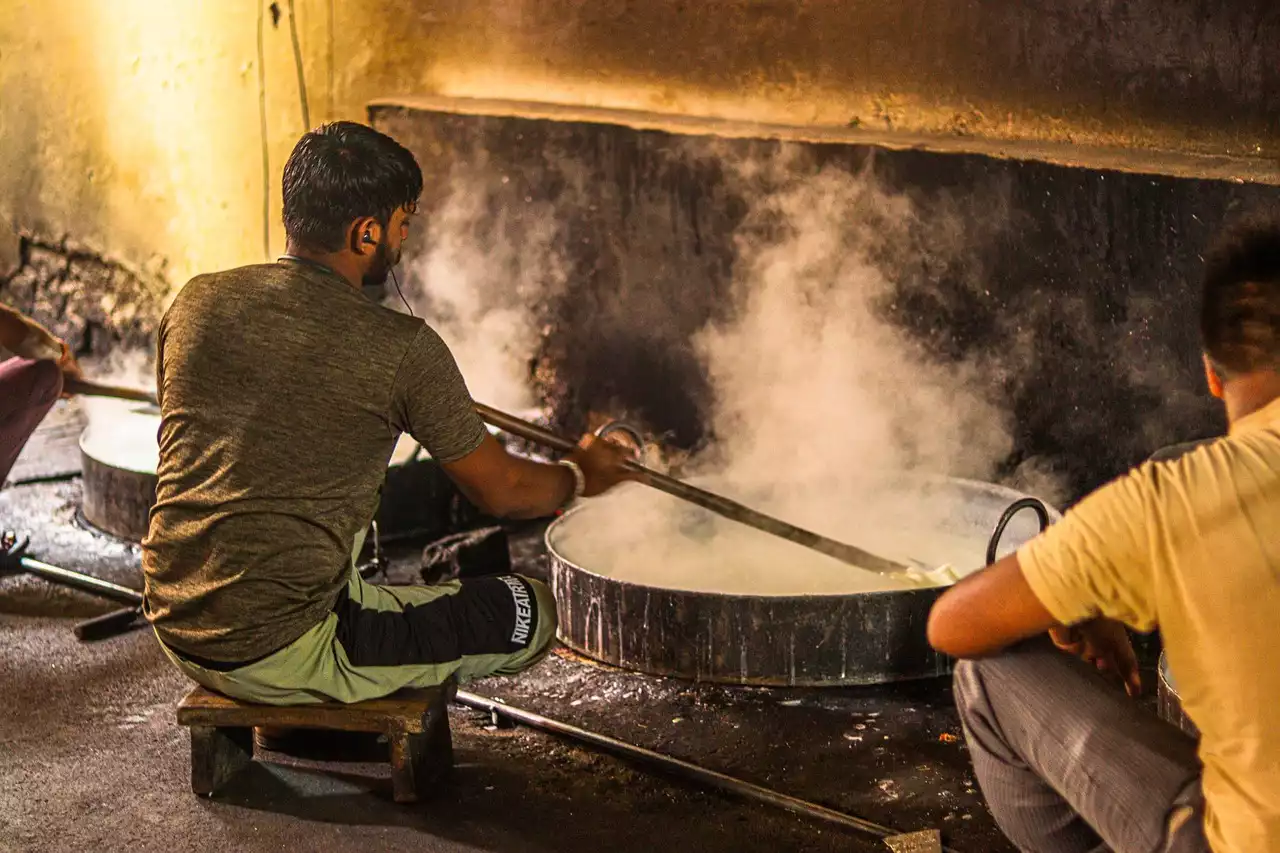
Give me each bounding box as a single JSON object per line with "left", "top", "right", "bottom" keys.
{"left": 64, "top": 378, "right": 157, "bottom": 404}
{"left": 474, "top": 403, "right": 908, "bottom": 574}
{"left": 61, "top": 379, "right": 908, "bottom": 573}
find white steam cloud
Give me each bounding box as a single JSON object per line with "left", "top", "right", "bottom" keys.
{"left": 411, "top": 144, "right": 1046, "bottom": 588}
{"left": 563, "top": 155, "right": 1029, "bottom": 590}
{"left": 694, "top": 159, "right": 1013, "bottom": 501}
{"left": 405, "top": 163, "right": 568, "bottom": 414}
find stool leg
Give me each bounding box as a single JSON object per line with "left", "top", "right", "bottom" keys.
{"left": 388, "top": 724, "right": 420, "bottom": 804}
{"left": 190, "top": 725, "right": 254, "bottom": 797}
{"left": 388, "top": 708, "right": 454, "bottom": 804}
{"left": 424, "top": 701, "right": 455, "bottom": 777}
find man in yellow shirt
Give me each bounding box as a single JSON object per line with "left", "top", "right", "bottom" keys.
{"left": 929, "top": 216, "right": 1280, "bottom": 853}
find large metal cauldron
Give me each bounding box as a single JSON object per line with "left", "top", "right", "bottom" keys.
{"left": 547, "top": 475, "right": 1059, "bottom": 686}
{"left": 78, "top": 402, "right": 494, "bottom": 543}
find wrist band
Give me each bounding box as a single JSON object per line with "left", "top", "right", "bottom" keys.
{"left": 558, "top": 459, "right": 586, "bottom": 502}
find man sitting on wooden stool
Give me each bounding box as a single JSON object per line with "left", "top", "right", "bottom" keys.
{"left": 928, "top": 217, "right": 1280, "bottom": 853}
{"left": 0, "top": 302, "right": 81, "bottom": 486}
{"left": 142, "top": 121, "right": 635, "bottom": 706}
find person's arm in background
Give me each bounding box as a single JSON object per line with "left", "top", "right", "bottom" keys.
{"left": 0, "top": 302, "right": 62, "bottom": 360}
{"left": 392, "top": 325, "right": 636, "bottom": 521}
{"left": 928, "top": 469, "right": 1158, "bottom": 696}
{"left": 0, "top": 302, "right": 82, "bottom": 383}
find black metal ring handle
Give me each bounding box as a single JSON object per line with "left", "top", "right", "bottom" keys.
{"left": 594, "top": 420, "right": 646, "bottom": 456}
{"left": 986, "top": 498, "right": 1051, "bottom": 566}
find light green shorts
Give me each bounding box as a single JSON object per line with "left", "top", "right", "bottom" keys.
{"left": 159, "top": 564, "right": 558, "bottom": 705}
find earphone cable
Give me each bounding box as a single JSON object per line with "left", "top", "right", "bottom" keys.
{"left": 391, "top": 267, "right": 415, "bottom": 318}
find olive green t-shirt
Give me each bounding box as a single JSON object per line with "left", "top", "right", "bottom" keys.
{"left": 141, "top": 259, "right": 487, "bottom": 662}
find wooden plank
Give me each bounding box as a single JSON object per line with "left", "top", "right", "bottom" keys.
{"left": 176, "top": 686, "right": 450, "bottom": 735}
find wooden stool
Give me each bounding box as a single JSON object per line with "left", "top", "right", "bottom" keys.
{"left": 176, "top": 684, "right": 455, "bottom": 803}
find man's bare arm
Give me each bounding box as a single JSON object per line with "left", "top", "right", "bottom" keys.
{"left": 927, "top": 553, "right": 1143, "bottom": 694}
{"left": 442, "top": 432, "right": 634, "bottom": 520}
{"left": 0, "top": 303, "right": 65, "bottom": 361}
{"left": 926, "top": 554, "right": 1060, "bottom": 658}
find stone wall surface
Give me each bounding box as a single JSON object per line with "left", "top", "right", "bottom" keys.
{"left": 376, "top": 104, "right": 1278, "bottom": 502}
{"left": 3, "top": 0, "right": 1279, "bottom": 299}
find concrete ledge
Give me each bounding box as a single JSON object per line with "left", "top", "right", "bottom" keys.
{"left": 369, "top": 95, "right": 1280, "bottom": 187}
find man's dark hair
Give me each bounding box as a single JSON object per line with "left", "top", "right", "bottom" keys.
{"left": 1201, "top": 213, "right": 1280, "bottom": 377}
{"left": 281, "top": 121, "right": 423, "bottom": 252}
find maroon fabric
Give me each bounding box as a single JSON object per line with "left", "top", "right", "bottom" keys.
{"left": 0, "top": 357, "right": 63, "bottom": 485}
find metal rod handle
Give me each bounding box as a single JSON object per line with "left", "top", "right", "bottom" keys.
{"left": 984, "top": 498, "right": 1051, "bottom": 567}
{"left": 475, "top": 403, "right": 908, "bottom": 574}
{"left": 74, "top": 606, "right": 144, "bottom": 642}
{"left": 63, "top": 377, "right": 158, "bottom": 405}
{"left": 19, "top": 556, "right": 144, "bottom": 607}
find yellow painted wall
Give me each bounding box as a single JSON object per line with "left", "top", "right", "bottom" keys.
{"left": 1, "top": 0, "right": 1275, "bottom": 293}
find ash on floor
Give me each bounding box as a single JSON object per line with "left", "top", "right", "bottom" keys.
{"left": 0, "top": 473, "right": 1011, "bottom": 853}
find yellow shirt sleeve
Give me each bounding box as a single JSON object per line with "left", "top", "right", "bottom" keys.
{"left": 1017, "top": 464, "right": 1160, "bottom": 631}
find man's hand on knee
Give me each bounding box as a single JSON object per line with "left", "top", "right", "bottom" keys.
{"left": 1050, "top": 617, "right": 1142, "bottom": 697}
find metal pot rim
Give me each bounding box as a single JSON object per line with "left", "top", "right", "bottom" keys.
{"left": 545, "top": 472, "right": 1061, "bottom": 600}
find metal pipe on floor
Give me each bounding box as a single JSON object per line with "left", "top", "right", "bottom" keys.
{"left": 19, "top": 555, "right": 146, "bottom": 640}
{"left": 3, "top": 533, "right": 146, "bottom": 640}
{"left": 18, "top": 555, "right": 143, "bottom": 607}
{"left": 454, "top": 690, "right": 957, "bottom": 852}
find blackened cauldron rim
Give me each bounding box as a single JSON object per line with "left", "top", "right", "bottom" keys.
{"left": 544, "top": 473, "right": 1061, "bottom": 602}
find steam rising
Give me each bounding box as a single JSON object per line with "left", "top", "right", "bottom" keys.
{"left": 561, "top": 158, "right": 1028, "bottom": 589}
{"left": 410, "top": 145, "right": 1038, "bottom": 587}
{"left": 693, "top": 160, "right": 1012, "bottom": 521}
{"left": 405, "top": 164, "right": 568, "bottom": 413}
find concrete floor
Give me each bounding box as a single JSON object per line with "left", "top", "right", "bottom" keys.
{"left": 1, "top": 613, "right": 911, "bottom": 853}
{"left": 1, "top": 419, "right": 1010, "bottom": 853}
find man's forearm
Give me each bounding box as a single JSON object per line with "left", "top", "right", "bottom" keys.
{"left": 443, "top": 430, "right": 633, "bottom": 520}
{"left": 493, "top": 456, "right": 576, "bottom": 519}
{"left": 444, "top": 437, "right": 577, "bottom": 520}
{"left": 927, "top": 554, "right": 1061, "bottom": 658}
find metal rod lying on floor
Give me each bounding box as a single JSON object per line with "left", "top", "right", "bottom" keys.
{"left": 474, "top": 403, "right": 908, "bottom": 574}
{"left": 455, "top": 690, "right": 957, "bottom": 851}
{"left": 18, "top": 554, "right": 143, "bottom": 607}
{"left": 19, "top": 555, "right": 145, "bottom": 640}
{"left": 55, "top": 380, "right": 909, "bottom": 573}
{"left": 2, "top": 532, "right": 146, "bottom": 640}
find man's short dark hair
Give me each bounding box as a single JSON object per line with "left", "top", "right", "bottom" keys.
{"left": 282, "top": 121, "right": 423, "bottom": 253}
{"left": 1201, "top": 213, "right": 1280, "bottom": 377}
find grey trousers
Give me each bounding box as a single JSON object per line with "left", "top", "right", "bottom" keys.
{"left": 953, "top": 641, "right": 1208, "bottom": 853}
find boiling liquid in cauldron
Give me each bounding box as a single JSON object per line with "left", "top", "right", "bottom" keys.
{"left": 551, "top": 477, "right": 1044, "bottom": 596}
{"left": 79, "top": 401, "right": 163, "bottom": 473}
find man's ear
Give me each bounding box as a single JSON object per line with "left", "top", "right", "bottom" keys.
{"left": 1203, "top": 354, "right": 1225, "bottom": 399}
{"left": 350, "top": 217, "right": 382, "bottom": 255}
